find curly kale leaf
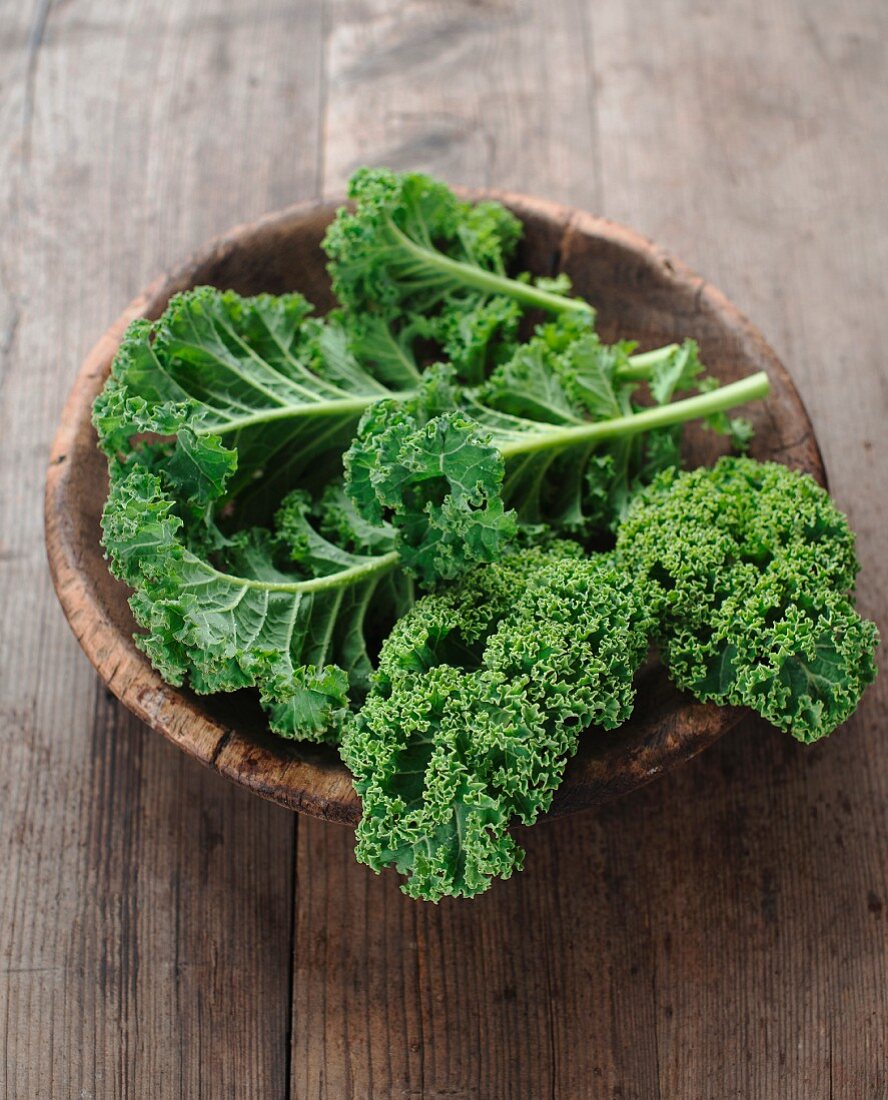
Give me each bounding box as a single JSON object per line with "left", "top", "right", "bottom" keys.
{"left": 93, "top": 287, "right": 416, "bottom": 741}
{"left": 93, "top": 286, "right": 418, "bottom": 522}
{"left": 616, "top": 457, "right": 878, "bottom": 742}
{"left": 345, "top": 315, "right": 770, "bottom": 585}
{"left": 322, "top": 168, "right": 590, "bottom": 383}
{"left": 101, "top": 461, "right": 411, "bottom": 741}
{"left": 344, "top": 366, "right": 517, "bottom": 587}
{"left": 340, "top": 545, "right": 651, "bottom": 900}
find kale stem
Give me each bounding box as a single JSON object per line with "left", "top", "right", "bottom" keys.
{"left": 498, "top": 372, "right": 770, "bottom": 460}
{"left": 200, "top": 549, "right": 401, "bottom": 593}
{"left": 391, "top": 223, "right": 595, "bottom": 316}
{"left": 617, "top": 343, "right": 680, "bottom": 381}
{"left": 196, "top": 390, "right": 417, "bottom": 437}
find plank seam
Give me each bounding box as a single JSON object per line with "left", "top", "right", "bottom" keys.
{"left": 285, "top": 816, "right": 299, "bottom": 1100}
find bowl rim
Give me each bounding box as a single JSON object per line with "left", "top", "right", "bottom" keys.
{"left": 44, "top": 191, "right": 825, "bottom": 823}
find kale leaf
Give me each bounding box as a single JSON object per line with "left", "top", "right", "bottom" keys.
{"left": 344, "top": 314, "right": 769, "bottom": 585}
{"left": 616, "top": 457, "right": 879, "bottom": 742}
{"left": 340, "top": 544, "right": 650, "bottom": 900}
{"left": 323, "top": 167, "right": 591, "bottom": 384}
{"left": 93, "top": 287, "right": 416, "bottom": 741}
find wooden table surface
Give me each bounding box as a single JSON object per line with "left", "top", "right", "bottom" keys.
{"left": 2, "top": 1, "right": 886, "bottom": 1096}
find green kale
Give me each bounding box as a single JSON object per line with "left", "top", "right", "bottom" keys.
{"left": 93, "top": 286, "right": 420, "bottom": 523}
{"left": 616, "top": 457, "right": 878, "bottom": 742}
{"left": 344, "top": 314, "right": 769, "bottom": 586}
{"left": 93, "top": 287, "right": 415, "bottom": 740}
{"left": 340, "top": 544, "right": 651, "bottom": 900}
{"left": 103, "top": 466, "right": 410, "bottom": 740}
{"left": 89, "top": 172, "right": 877, "bottom": 911}
{"left": 322, "top": 167, "right": 590, "bottom": 383}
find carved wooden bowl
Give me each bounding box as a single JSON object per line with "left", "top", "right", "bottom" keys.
{"left": 45, "top": 194, "right": 824, "bottom": 823}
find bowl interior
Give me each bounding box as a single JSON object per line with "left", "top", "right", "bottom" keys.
{"left": 45, "top": 195, "right": 824, "bottom": 822}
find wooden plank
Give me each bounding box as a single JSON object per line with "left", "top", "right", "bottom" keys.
{"left": 590, "top": 0, "right": 888, "bottom": 1094}
{"left": 294, "top": 0, "right": 888, "bottom": 1097}
{"left": 293, "top": 806, "right": 669, "bottom": 1099}
{"left": 0, "top": 0, "right": 324, "bottom": 1096}
{"left": 321, "top": 0, "right": 601, "bottom": 203}
{"left": 293, "top": 5, "right": 607, "bottom": 1096}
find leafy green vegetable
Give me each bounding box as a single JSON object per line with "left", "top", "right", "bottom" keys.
{"left": 100, "top": 458, "right": 412, "bottom": 740}
{"left": 93, "top": 286, "right": 419, "bottom": 522}
{"left": 345, "top": 314, "right": 769, "bottom": 586}
{"left": 340, "top": 544, "right": 651, "bottom": 900}
{"left": 93, "top": 287, "right": 416, "bottom": 740}
{"left": 616, "top": 457, "right": 878, "bottom": 742}
{"left": 323, "top": 167, "right": 590, "bottom": 383}
{"left": 89, "top": 170, "right": 878, "bottom": 909}
{"left": 344, "top": 365, "right": 519, "bottom": 587}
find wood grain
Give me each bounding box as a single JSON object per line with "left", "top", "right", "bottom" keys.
{"left": 300, "top": 0, "right": 888, "bottom": 1097}
{"left": 0, "top": 1, "right": 323, "bottom": 1096}
{"left": 1, "top": 0, "right": 887, "bottom": 1098}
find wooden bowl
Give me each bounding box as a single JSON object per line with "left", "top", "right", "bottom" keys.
{"left": 45, "top": 194, "right": 824, "bottom": 824}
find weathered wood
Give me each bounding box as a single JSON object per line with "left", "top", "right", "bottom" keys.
{"left": 0, "top": 0, "right": 324, "bottom": 1096}
{"left": 296, "top": 0, "right": 888, "bottom": 1097}
{"left": 2, "top": 0, "right": 887, "bottom": 1097}
{"left": 45, "top": 194, "right": 822, "bottom": 825}
{"left": 586, "top": 2, "right": 888, "bottom": 1094}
